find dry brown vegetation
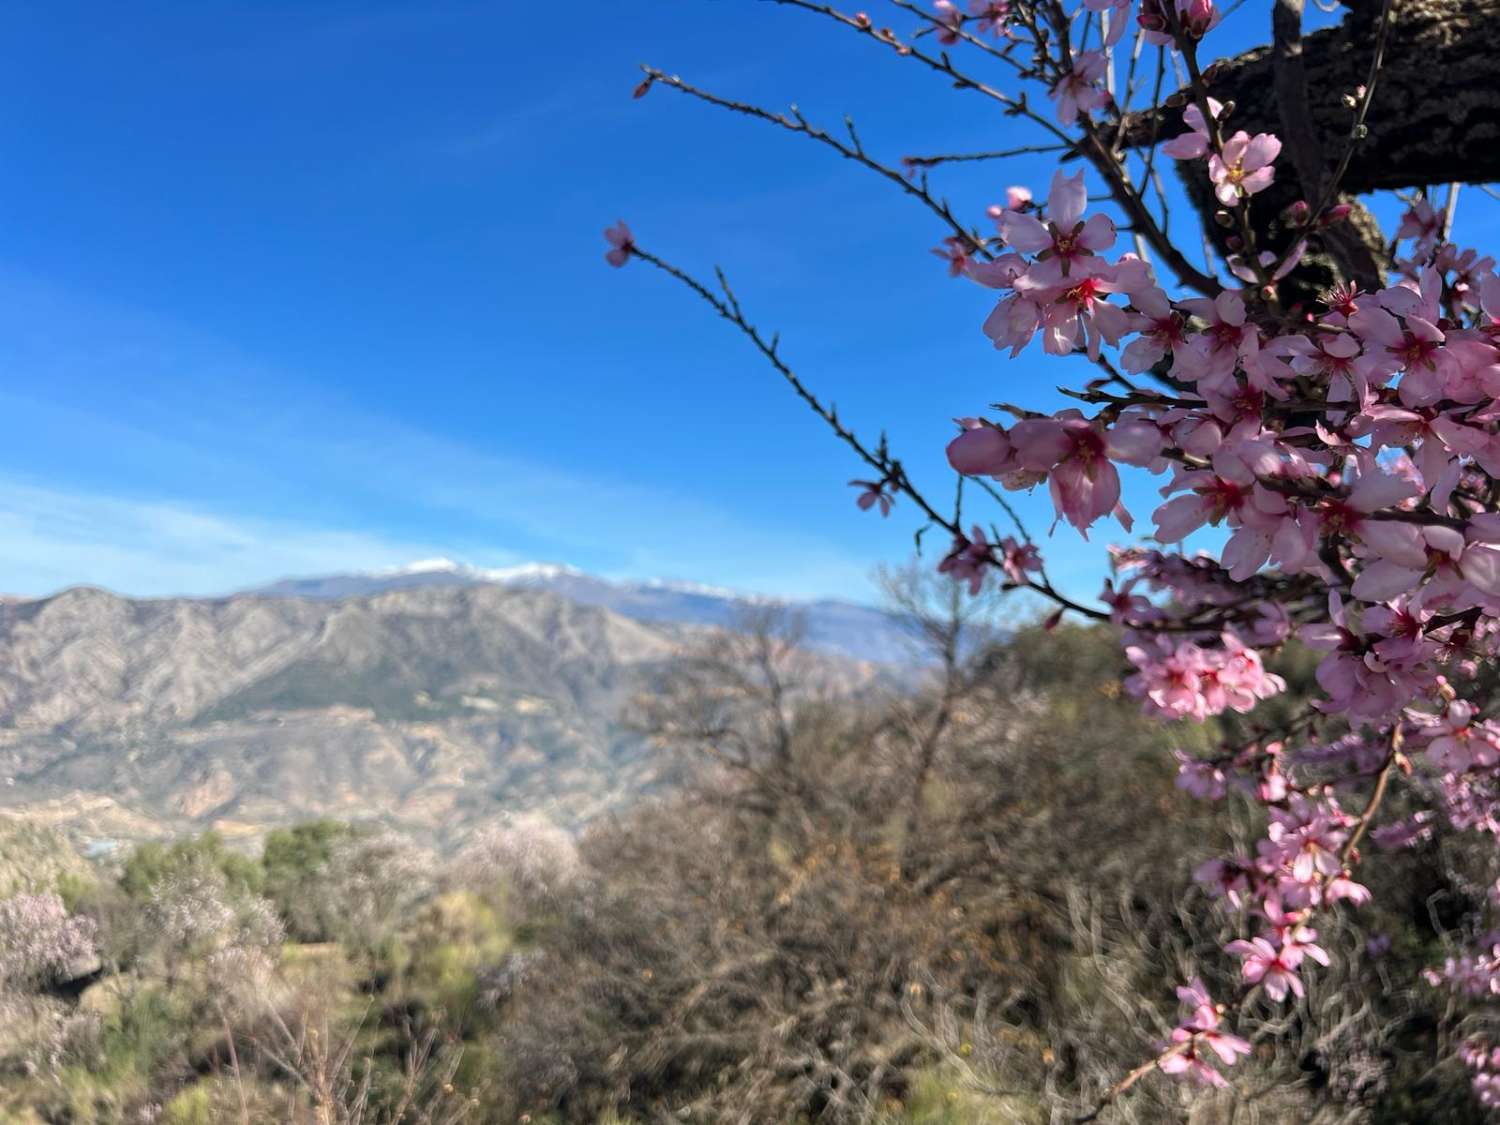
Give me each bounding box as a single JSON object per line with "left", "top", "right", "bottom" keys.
{"left": 0, "top": 577, "right": 1491, "bottom": 1122}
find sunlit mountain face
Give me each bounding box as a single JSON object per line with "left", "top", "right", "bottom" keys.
{"left": 0, "top": 574, "right": 907, "bottom": 852}
{"left": 244, "top": 558, "right": 920, "bottom": 666}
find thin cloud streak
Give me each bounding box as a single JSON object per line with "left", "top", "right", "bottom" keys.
{"left": 0, "top": 267, "right": 883, "bottom": 601}
{"left": 0, "top": 478, "right": 482, "bottom": 599}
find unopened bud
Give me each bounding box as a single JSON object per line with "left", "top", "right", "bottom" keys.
{"left": 1213, "top": 210, "right": 1235, "bottom": 229}
{"left": 1260, "top": 285, "right": 1277, "bottom": 301}
{"left": 854, "top": 11, "right": 871, "bottom": 27}
{"left": 1225, "top": 235, "right": 1244, "bottom": 251}
{"left": 1283, "top": 199, "right": 1310, "bottom": 224}
{"left": 1318, "top": 203, "right": 1353, "bottom": 227}
{"left": 1183, "top": 0, "right": 1217, "bottom": 37}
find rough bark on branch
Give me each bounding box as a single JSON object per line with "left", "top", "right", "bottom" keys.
{"left": 1123, "top": 0, "right": 1497, "bottom": 299}
{"left": 1122, "top": 0, "right": 1500, "bottom": 193}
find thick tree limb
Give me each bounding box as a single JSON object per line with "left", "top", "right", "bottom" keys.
{"left": 1270, "top": 0, "right": 1387, "bottom": 290}
{"left": 1124, "top": 0, "right": 1500, "bottom": 192}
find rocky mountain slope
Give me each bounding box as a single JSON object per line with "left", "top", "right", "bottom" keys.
{"left": 0, "top": 583, "right": 883, "bottom": 852}
{"left": 246, "top": 559, "right": 916, "bottom": 665}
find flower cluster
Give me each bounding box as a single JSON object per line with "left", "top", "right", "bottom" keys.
{"left": 617, "top": 0, "right": 1500, "bottom": 1110}
{"left": 914, "top": 0, "right": 1500, "bottom": 1098}
{"left": 0, "top": 892, "right": 97, "bottom": 990}
{"left": 1160, "top": 978, "right": 1251, "bottom": 1086}
{"left": 1463, "top": 1038, "right": 1500, "bottom": 1111}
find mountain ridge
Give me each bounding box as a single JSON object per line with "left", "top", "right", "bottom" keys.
{"left": 0, "top": 580, "right": 893, "bottom": 852}
{"left": 239, "top": 558, "right": 915, "bottom": 665}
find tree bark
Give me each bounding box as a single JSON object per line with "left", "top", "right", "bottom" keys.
{"left": 1122, "top": 0, "right": 1500, "bottom": 193}
{"left": 1119, "top": 0, "right": 1500, "bottom": 298}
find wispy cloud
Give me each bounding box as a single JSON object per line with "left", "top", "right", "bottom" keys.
{"left": 0, "top": 269, "right": 880, "bottom": 602}
{"left": 0, "top": 478, "right": 479, "bottom": 598}
{"left": 0, "top": 470, "right": 874, "bottom": 602}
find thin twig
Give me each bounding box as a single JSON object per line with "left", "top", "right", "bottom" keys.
{"left": 639, "top": 66, "right": 993, "bottom": 255}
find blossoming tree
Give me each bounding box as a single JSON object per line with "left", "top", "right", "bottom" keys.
{"left": 608, "top": 0, "right": 1500, "bottom": 1116}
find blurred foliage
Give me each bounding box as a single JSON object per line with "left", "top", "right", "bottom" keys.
{"left": 260, "top": 820, "right": 355, "bottom": 942}
{"left": 117, "top": 831, "right": 263, "bottom": 901}
{"left": 0, "top": 613, "right": 1493, "bottom": 1123}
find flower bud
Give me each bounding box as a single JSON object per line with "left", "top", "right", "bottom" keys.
{"left": 1214, "top": 210, "right": 1235, "bottom": 228}
{"left": 1318, "top": 203, "right": 1353, "bottom": 228}
{"left": 1182, "top": 0, "right": 1216, "bottom": 37}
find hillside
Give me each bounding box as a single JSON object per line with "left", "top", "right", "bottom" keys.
{"left": 0, "top": 583, "right": 877, "bottom": 851}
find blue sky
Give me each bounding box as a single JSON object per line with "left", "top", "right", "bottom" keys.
{"left": 2, "top": 2, "right": 1495, "bottom": 605}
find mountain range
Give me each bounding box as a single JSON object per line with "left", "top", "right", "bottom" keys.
{"left": 243, "top": 558, "right": 916, "bottom": 665}
{"left": 0, "top": 564, "right": 909, "bottom": 853}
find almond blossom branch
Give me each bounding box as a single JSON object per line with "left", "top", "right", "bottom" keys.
{"left": 637, "top": 66, "right": 995, "bottom": 255}
{"left": 1073, "top": 1045, "right": 1189, "bottom": 1123}
{"left": 625, "top": 240, "right": 1114, "bottom": 624}
{"left": 920, "top": 0, "right": 1225, "bottom": 295}
{"left": 771, "top": 0, "right": 1074, "bottom": 142}
{"left": 617, "top": 2, "right": 1500, "bottom": 1117}
{"left": 901, "top": 142, "right": 1070, "bottom": 170}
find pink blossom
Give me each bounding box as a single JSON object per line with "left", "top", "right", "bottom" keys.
{"left": 1175, "top": 751, "right": 1227, "bottom": 799}
{"left": 1121, "top": 284, "right": 1191, "bottom": 374}
{"left": 1048, "top": 50, "right": 1111, "bottom": 125}
{"left": 1196, "top": 857, "right": 1252, "bottom": 908}
{"left": 981, "top": 294, "right": 1043, "bottom": 356}
{"left": 1348, "top": 273, "right": 1459, "bottom": 406}
{"left": 1009, "top": 413, "right": 1157, "bottom": 534}
{"left": 1176, "top": 289, "right": 1259, "bottom": 390}
{"left": 1000, "top": 169, "right": 1117, "bottom": 286}
{"left": 849, "top": 479, "right": 894, "bottom": 517}
{"left": 997, "top": 536, "right": 1043, "bottom": 584}
{"left": 603, "top": 220, "right": 634, "bottom": 267}
{"left": 1208, "top": 131, "right": 1281, "bottom": 206}
{"left": 1161, "top": 99, "right": 1222, "bottom": 160}
{"left": 1161, "top": 975, "right": 1251, "bottom": 1086}
{"left": 1031, "top": 263, "right": 1138, "bottom": 360}
{"left": 967, "top": 0, "right": 1011, "bottom": 36}
{"left": 932, "top": 0, "right": 963, "bottom": 44}
{"left": 946, "top": 420, "right": 1016, "bottom": 477}
{"left": 1125, "top": 634, "right": 1285, "bottom": 721}
{"left": 1422, "top": 701, "right": 1500, "bottom": 773}
{"left": 1226, "top": 935, "right": 1305, "bottom": 1001}
{"left": 931, "top": 235, "right": 971, "bottom": 277}
{"left": 1395, "top": 197, "right": 1442, "bottom": 257}
{"left": 1138, "top": 0, "right": 1221, "bottom": 45}
{"left": 937, "top": 525, "right": 992, "bottom": 594}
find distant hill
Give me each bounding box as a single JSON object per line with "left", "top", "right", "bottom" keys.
{"left": 0, "top": 582, "right": 890, "bottom": 852}
{"left": 244, "top": 559, "right": 919, "bottom": 666}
